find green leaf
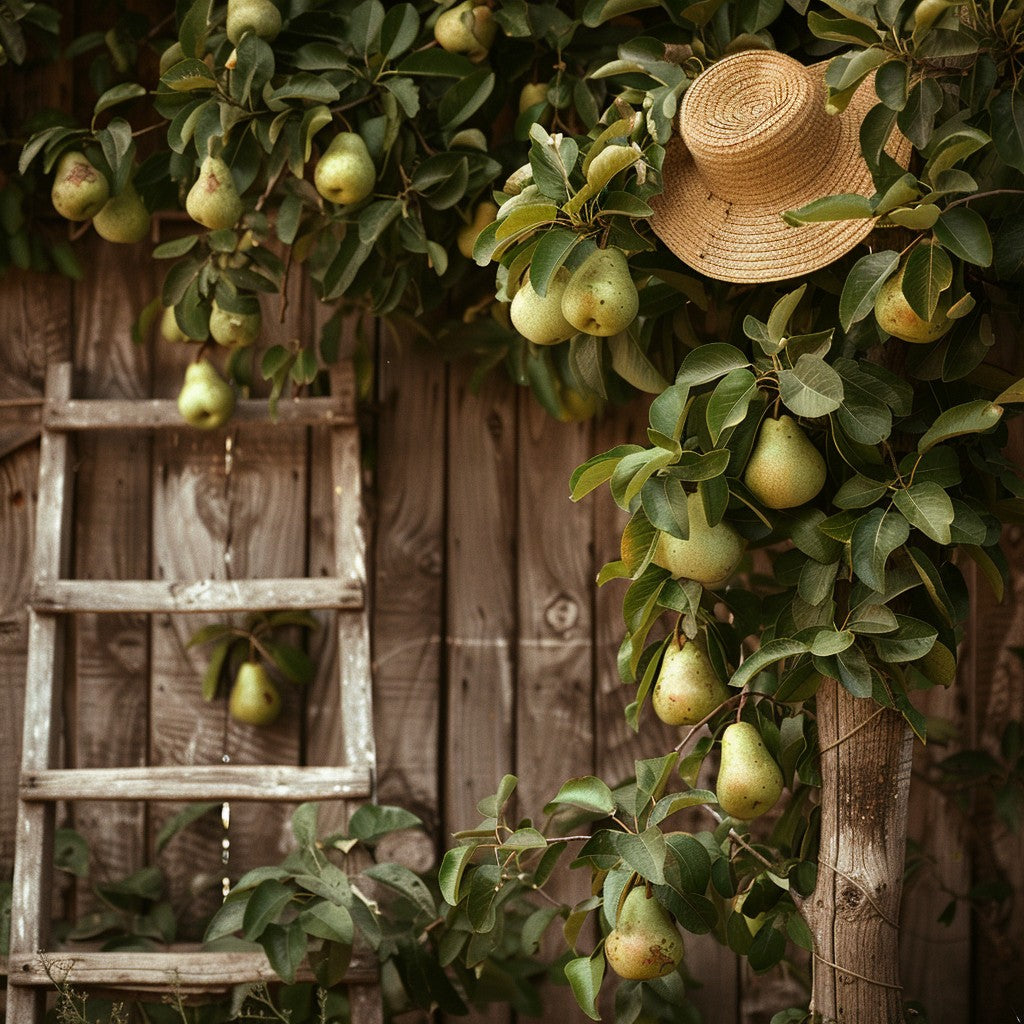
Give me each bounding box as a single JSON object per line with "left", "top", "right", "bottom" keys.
{"left": 649, "top": 789, "right": 718, "bottom": 825}
{"left": 365, "top": 862, "right": 436, "bottom": 917}
{"left": 834, "top": 643, "right": 872, "bottom": 697}
{"left": 95, "top": 82, "right": 147, "bottom": 117}
{"left": 778, "top": 355, "right": 844, "bottom": 417}
{"left": 902, "top": 242, "right": 952, "bottom": 320}
{"left": 933, "top": 206, "right": 993, "bottom": 267}
{"left": 242, "top": 880, "right": 295, "bottom": 940}
{"left": 299, "top": 902, "right": 354, "bottom": 945}
{"left": 675, "top": 343, "right": 748, "bottom": 385}
{"left": 850, "top": 507, "right": 910, "bottom": 592}
{"left": 667, "top": 448, "right": 731, "bottom": 483}
{"left": 648, "top": 382, "right": 691, "bottom": 439}
{"left": 162, "top": 58, "right": 216, "bottom": 91}
{"left": 155, "top": 802, "right": 218, "bottom": 853}
{"left": 809, "top": 629, "right": 855, "bottom": 657}
{"left": 201, "top": 640, "right": 230, "bottom": 701}
{"left": 260, "top": 921, "right": 305, "bottom": 985}
{"left": 545, "top": 776, "right": 616, "bottom": 816}
{"left": 917, "top": 400, "right": 1002, "bottom": 452}
{"left": 500, "top": 827, "right": 549, "bottom": 851}
{"left": 730, "top": 639, "right": 810, "bottom": 690}
{"left": 782, "top": 193, "right": 873, "bottom": 226}
{"left": 379, "top": 3, "right": 420, "bottom": 59}
{"left": 565, "top": 954, "right": 604, "bottom": 1021}
{"left": 610, "top": 827, "right": 667, "bottom": 885}
{"left": 847, "top": 602, "right": 898, "bottom": 634}
{"left": 834, "top": 474, "right": 890, "bottom": 509}
{"left": 570, "top": 445, "right": 642, "bottom": 501}
{"left": 438, "top": 844, "right": 477, "bottom": 905}
{"left": 706, "top": 368, "right": 758, "bottom": 444}
{"left": 872, "top": 615, "right": 937, "bottom": 663}
{"left": 898, "top": 78, "right": 943, "bottom": 149}
{"left": 766, "top": 285, "right": 806, "bottom": 344}
{"left": 54, "top": 828, "right": 90, "bottom": 877}
{"left": 839, "top": 251, "right": 899, "bottom": 330}
{"left": 440, "top": 68, "right": 495, "bottom": 130}
{"left": 529, "top": 228, "right": 581, "bottom": 297}
{"left": 477, "top": 774, "right": 518, "bottom": 818}
{"left": 642, "top": 475, "right": 690, "bottom": 540}
{"left": 893, "top": 481, "right": 954, "bottom": 544}
{"left": 348, "top": 804, "right": 422, "bottom": 844}
{"left": 609, "top": 333, "right": 670, "bottom": 393}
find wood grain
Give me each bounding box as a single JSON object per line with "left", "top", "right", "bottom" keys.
{"left": 515, "top": 393, "right": 594, "bottom": 1021}
{"left": 445, "top": 365, "right": 517, "bottom": 1024}
{"left": 70, "top": 237, "right": 153, "bottom": 921}
{"left": 371, "top": 332, "right": 446, "bottom": 848}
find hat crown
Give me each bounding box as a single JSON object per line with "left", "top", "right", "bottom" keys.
{"left": 680, "top": 50, "right": 838, "bottom": 203}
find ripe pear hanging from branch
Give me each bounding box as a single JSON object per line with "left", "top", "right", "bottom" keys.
{"left": 604, "top": 886, "right": 684, "bottom": 980}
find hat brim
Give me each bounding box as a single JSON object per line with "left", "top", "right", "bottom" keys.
{"left": 649, "top": 62, "right": 910, "bottom": 284}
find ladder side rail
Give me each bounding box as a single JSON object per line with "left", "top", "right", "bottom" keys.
{"left": 330, "top": 363, "right": 376, "bottom": 779}
{"left": 8, "top": 363, "right": 75, "bottom": 1024}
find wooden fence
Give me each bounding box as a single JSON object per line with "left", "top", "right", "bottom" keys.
{"left": 1, "top": 235, "right": 1022, "bottom": 1022}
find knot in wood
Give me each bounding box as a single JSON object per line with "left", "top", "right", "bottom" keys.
{"left": 544, "top": 592, "right": 579, "bottom": 633}
{"left": 840, "top": 885, "right": 863, "bottom": 911}
{"left": 486, "top": 410, "right": 504, "bottom": 442}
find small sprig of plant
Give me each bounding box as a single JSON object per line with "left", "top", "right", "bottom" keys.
{"left": 188, "top": 610, "right": 318, "bottom": 727}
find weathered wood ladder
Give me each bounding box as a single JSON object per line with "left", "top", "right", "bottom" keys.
{"left": 6, "top": 361, "right": 381, "bottom": 1022}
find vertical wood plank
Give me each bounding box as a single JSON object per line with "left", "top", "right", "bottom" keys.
{"left": 371, "top": 333, "right": 445, "bottom": 855}
{"left": 71, "top": 237, "right": 153, "bottom": 909}
{"left": 515, "top": 394, "right": 594, "bottom": 1020}
{"left": 898, "top": 681, "right": 971, "bottom": 1023}
{"left": 445, "top": 365, "right": 517, "bottom": 1023}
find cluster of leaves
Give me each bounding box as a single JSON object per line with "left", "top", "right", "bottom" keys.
{"left": 202, "top": 801, "right": 549, "bottom": 1019}
{"left": 440, "top": 761, "right": 817, "bottom": 1022}
{"left": 0, "top": 2, "right": 79, "bottom": 277}
{"left": 188, "top": 609, "right": 318, "bottom": 702}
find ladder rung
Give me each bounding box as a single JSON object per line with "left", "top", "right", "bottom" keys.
{"left": 21, "top": 765, "right": 373, "bottom": 802}
{"left": 30, "top": 578, "right": 363, "bottom": 614}
{"left": 44, "top": 395, "right": 354, "bottom": 431}
{"left": 7, "top": 948, "right": 377, "bottom": 988}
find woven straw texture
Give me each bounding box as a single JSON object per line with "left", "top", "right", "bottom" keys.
{"left": 650, "top": 50, "right": 909, "bottom": 283}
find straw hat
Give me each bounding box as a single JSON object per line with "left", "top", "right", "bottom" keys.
{"left": 649, "top": 49, "right": 910, "bottom": 283}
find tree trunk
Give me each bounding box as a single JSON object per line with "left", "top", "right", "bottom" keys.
{"left": 806, "top": 678, "right": 914, "bottom": 1023}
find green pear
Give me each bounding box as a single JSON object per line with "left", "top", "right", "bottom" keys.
{"left": 510, "top": 268, "right": 576, "bottom": 345}
{"left": 314, "top": 132, "right": 376, "bottom": 206}
{"left": 186, "top": 155, "right": 243, "bottom": 230}
{"left": 716, "top": 721, "right": 784, "bottom": 821}
{"left": 434, "top": 1, "right": 496, "bottom": 61}
{"left": 604, "top": 887, "right": 684, "bottom": 981}
{"left": 457, "top": 200, "right": 498, "bottom": 259}
{"left": 177, "top": 359, "right": 235, "bottom": 430}
{"left": 873, "top": 261, "right": 952, "bottom": 343}
{"left": 518, "top": 81, "right": 548, "bottom": 113}
{"left": 652, "top": 635, "right": 730, "bottom": 726}
{"left": 51, "top": 151, "right": 110, "bottom": 221}
{"left": 229, "top": 661, "right": 282, "bottom": 726}
{"left": 209, "top": 299, "right": 261, "bottom": 348}
{"left": 560, "top": 246, "right": 639, "bottom": 337}
{"left": 226, "top": 0, "right": 282, "bottom": 45}
{"left": 652, "top": 491, "right": 745, "bottom": 587}
{"left": 92, "top": 182, "right": 150, "bottom": 243}
{"left": 744, "top": 415, "right": 826, "bottom": 510}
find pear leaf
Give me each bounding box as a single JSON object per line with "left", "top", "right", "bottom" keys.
{"left": 893, "top": 481, "right": 954, "bottom": 544}
{"left": 730, "top": 639, "right": 810, "bottom": 691}
{"left": 839, "top": 250, "right": 900, "bottom": 329}
{"left": 917, "top": 399, "right": 1002, "bottom": 452}
{"left": 850, "top": 507, "right": 910, "bottom": 592}
{"left": 778, "top": 355, "right": 844, "bottom": 418}
{"left": 544, "top": 776, "right": 616, "bottom": 816}
{"left": 565, "top": 954, "right": 604, "bottom": 1021}
{"left": 676, "top": 343, "right": 749, "bottom": 385}
{"left": 438, "top": 844, "right": 477, "bottom": 906}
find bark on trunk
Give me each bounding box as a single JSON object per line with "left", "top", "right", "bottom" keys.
{"left": 806, "top": 678, "right": 914, "bottom": 1023}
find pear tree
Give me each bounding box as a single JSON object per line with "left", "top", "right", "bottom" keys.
{"left": 6, "top": 1, "right": 1024, "bottom": 1021}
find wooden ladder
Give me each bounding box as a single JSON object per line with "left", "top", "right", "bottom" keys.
{"left": 6, "top": 361, "right": 381, "bottom": 1022}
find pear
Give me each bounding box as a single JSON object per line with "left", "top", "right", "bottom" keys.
{"left": 510, "top": 268, "right": 576, "bottom": 345}
{"left": 314, "top": 132, "right": 376, "bottom": 206}
{"left": 652, "top": 636, "right": 730, "bottom": 726}
{"left": 652, "top": 491, "right": 745, "bottom": 587}
{"left": 228, "top": 661, "right": 282, "bottom": 726}
{"left": 457, "top": 200, "right": 498, "bottom": 259}
{"left": 716, "top": 722, "right": 784, "bottom": 821}
{"left": 744, "top": 415, "right": 826, "bottom": 510}
{"left": 209, "top": 299, "right": 261, "bottom": 348}
{"left": 177, "top": 359, "right": 235, "bottom": 430}
{"left": 873, "top": 262, "right": 952, "bottom": 344}
{"left": 92, "top": 182, "right": 150, "bottom": 243}
{"left": 434, "top": 1, "right": 496, "bottom": 61}
{"left": 186, "top": 155, "right": 243, "bottom": 230}
{"left": 518, "top": 81, "right": 548, "bottom": 113}
{"left": 226, "top": 0, "right": 282, "bottom": 45}
{"left": 560, "top": 246, "right": 639, "bottom": 337}
{"left": 604, "top": 887, "right": 684, "bottom": 981}
{"left": 51, "top": 151, "right": 110, "bottom": 221}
